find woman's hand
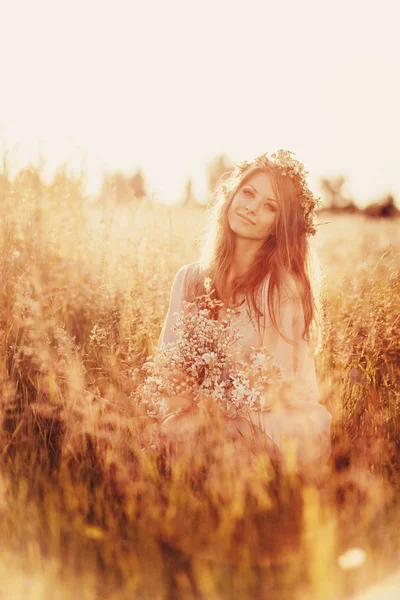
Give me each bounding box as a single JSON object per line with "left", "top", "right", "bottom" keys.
{"left": 161, "top": 365, "right": 196, "bottom": 413}
{"left": 163, "top": 391, "right": 194, "bottom": 413}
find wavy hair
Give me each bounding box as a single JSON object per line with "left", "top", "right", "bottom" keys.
{"left": 185, "top": 162, "right": 323, "bottom": 351}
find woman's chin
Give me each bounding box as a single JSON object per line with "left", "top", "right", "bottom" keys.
{"left": 228, "top": 220, "right": 248, "bottom": 236}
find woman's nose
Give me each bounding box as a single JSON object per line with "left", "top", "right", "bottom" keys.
{"left": 245, "top": 200, "right": 259, "bottom": 214}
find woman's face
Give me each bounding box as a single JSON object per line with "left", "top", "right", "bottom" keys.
{"left": 227, "top": 171, "right": 279, "bottom": 241}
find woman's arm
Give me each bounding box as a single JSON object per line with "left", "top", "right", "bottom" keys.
{"left": 157, "top": 264, "right": 195, "bottom": 414}
{"left": 158, "top": 264, "right": 192, "bottom": 348}
{"left": 280, "top": 294, "right": 321, "bottom": 403}
{"left": 259, "top": 282, "right": 332, "bottom": 469}
{"left": 260, "top": 279, "right": 320, "bottom": 402}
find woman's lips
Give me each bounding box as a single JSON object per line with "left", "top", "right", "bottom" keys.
{"left": 238, "top": 212, "right": 255, "bottom": 225}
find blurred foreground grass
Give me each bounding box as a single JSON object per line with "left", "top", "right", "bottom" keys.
{"left": 0, "top": 164, "right": 399, "bottom": 599}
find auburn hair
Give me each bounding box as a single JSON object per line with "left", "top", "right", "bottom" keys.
{"left": 184, "top": 163, "right": 323, "bottom": 351}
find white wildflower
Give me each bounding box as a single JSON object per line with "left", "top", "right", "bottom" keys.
{"left": 133, "top": 287, "right": 283, "bottom": 420}
{"left": 255, "top": 352, "right": 266, "bottom": 367}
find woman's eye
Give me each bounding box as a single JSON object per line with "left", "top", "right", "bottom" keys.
{"left": 243, "top": 189, "right": 253, "bottom": 196}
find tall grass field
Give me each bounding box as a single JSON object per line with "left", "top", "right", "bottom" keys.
{"left": 0, "top": 164, "right": 399, "bottom": 599}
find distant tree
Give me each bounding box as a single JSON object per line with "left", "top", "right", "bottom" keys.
{"left": 97, "top": 168, "right": 148, "bottom": 205}
{"left": 364, "top": 194, "right": 399, "bottom": 218}
{"left": 182, "top": 176, "right": 197, "bottom": 208}
{"left": 129, "top": 168, "right": 147, "bottom": 199}
{"left": 113, "top": 171, "right": 132, "bottom": 204}
{"left": 48, "top": 164, "right": 86, "bottom": 205}
{"left": 319, "top": 176, "right": 358, "bottom": 212}
{"left": 206, "top": 153, "right": 235, "bottom": 196}
{"left": 97, "top": 174, "right": 114, "bottom": 206}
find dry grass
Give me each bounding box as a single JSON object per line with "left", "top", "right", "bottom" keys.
{"left": 0, "top": 162, "right": 399, "bottom": 599}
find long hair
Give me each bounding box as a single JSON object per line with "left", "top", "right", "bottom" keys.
{"left": 185, "top": 162, "right": 323, "bottom": 352}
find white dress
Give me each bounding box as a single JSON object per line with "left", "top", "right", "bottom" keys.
{"left": 158, "top": 263, "right": 332, "bottom": 470}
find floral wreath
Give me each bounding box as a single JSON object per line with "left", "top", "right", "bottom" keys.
{"left": 233, "top": 149, "right": 322, "bottom": 236}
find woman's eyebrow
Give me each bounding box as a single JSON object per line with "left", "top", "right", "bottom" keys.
{"left": 247, "top": 183, "right": 278, "bottom": 203}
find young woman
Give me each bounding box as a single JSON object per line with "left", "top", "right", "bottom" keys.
{"left": 153, "top": 150, "right": 332, "bottom": 473}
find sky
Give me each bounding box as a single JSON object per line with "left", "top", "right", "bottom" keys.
{"left": 1, "top": 0, "right": 399, "bottom": 206}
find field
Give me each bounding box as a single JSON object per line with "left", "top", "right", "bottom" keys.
{"left": 0, "top": 166, "right": 399, "bottom": 599}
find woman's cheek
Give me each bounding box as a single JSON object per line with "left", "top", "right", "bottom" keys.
{"left": 231, "top": 196, "right": 240, "bottom": 211}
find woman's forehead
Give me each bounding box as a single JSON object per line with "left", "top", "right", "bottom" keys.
{"left": 243, "top": 171, "right": 277, "bottom": 201}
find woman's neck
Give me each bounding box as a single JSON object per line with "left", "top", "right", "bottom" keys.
{"left": 229, "top": 237, "right": 263, "bottom": 279}
{"left": 222, "top": 239, "right": 263, "bottom": 303}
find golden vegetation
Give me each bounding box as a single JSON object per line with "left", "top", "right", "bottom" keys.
{"left": 0, "top": 161, "right": 399, "bottom": 599}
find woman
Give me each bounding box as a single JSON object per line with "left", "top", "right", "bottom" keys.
{"left": 153, "top": 150, "right": 332, "bottom": 474}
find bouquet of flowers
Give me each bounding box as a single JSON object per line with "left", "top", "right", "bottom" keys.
{"left": 133, "top": 279, "right": 284, "bottom": 420}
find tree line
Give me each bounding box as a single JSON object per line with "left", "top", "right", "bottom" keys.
{"left": 96, "top": 153, "right": 399, "bottom": 218}
{"left": 0, "top": 150, "right": 398, "bottom": 218}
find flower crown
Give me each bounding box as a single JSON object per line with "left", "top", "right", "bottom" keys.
{"left": 233, "top": 149, "right": 322, "bottom": 236}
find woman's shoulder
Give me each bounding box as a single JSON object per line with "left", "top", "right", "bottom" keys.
{"left": 260, "top": 271, "right": 301, "bottom": 305}
{"left": 174, "top": 261, "right": 201, "bottom": 284}
{"left": 173, "top": 261, "right": 202, "bottom": 298}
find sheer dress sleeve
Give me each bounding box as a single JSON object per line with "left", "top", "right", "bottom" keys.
{"left": 158, "top": 264, "right": 192, "bottom": 348}
{"left": 155, "top": 264, "right": 197, "bottom": 415}
{"left": 258, "top": 279, "right": 332, "bottom": 470}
